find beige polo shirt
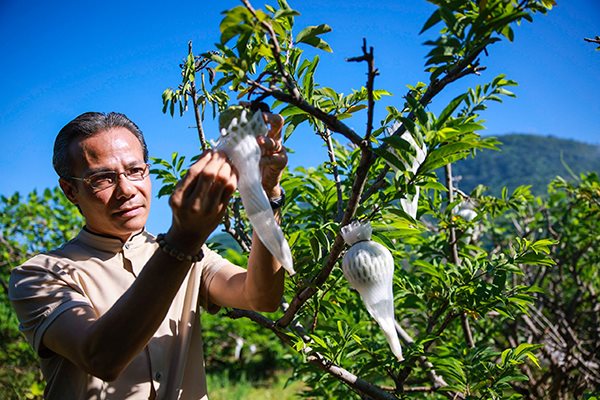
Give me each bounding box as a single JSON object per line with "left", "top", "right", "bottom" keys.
{"left": 9, "top": 228, "right": 233, "bottom": 400}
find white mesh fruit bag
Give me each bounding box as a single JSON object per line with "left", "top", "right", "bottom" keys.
{"left": 341, "top": 220, "right": 403, "bottom": 360}
{"left": 215, "top": 106, "right": 294, "bottom": 275}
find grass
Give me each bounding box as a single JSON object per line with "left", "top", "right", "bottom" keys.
{"left": 207, "top": 372, "right": 306, "bottom": 400}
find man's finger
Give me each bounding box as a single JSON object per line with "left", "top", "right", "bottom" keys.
{"left": 171, "top": 151, "right": 212, "bottom": 204}
{"left": 260, "top": 153, "right": 288, "bottom": 168}
{"left": 258, "top": 136, "right": 283, "bottom": 155}
{"left": 187, "top": 152, "right": 229, "bottom": 206}
{"left": 264, "top": 113, "right": 284, "bottom": 141}
{"left": 202, "top": 159, "right": 237, "bottom": 212}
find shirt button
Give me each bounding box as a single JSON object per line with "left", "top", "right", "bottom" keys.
{"left": 155, "top": 372, "right": 162, "bottom": 382}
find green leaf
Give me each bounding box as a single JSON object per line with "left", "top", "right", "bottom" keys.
{"left": 311, "top": 334, "right": 328, "bottom": 349}
{"left": 405, "top": 94, "right": 428, "bottom": 126}
{"left": 513, "top": 343, "right": 542, "bottom": 358}
{"left": 373, "top": 147, "right": 407, "bottom": 171}
{"left": 273, "top": 8, "right": 300, "bottom": 20}
{"left": 456, "top": 122, "right": 485, "bottom": 134}
{"left": 421, "top": 181, "right": 448, "bottom": 192}
{"left": 530, "top": 239, "right": 557, "bottom": 254}
{"left": 381, "top": 135, "right": 412, "bottom": 153}
{"left": 420, "top": 142, "right": 474, "bottom": 173}
{"left": 413, "top": 260, "right": 443, "bottom": 280}
{"left": 420, "top": 9, "right": 441, "bottom": 34}
{"left": 337, "top": 320, "right": 345, "bottom": 337}
{"left": 279, "top": 105, "right": 307, "bottom": 118}
{"left": 514, "top": 252, "right": 555, "bottom": 267}
{"left": 526, "top": 352, "right": 541, "bottom": 369}
{"left": 496, "top": 374, "right": 529, "bottom": 384}
{"left": 436, "top": 93, "right": 467, "bottom": 128}
{"left": 295, "top": 24, "right": 333, "bottom": 52}
{"left": 219, "top": 6, "right": 253, "bottom": 44}
{"left": 346, "top": 104, "right": 367, "bottom": 113}
{"left": 158, "top": 184, "right": 175, "bottom": 198}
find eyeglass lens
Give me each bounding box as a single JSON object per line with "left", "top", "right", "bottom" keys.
{"left": 88, "top": 164, "right": 149, "bottom": 190}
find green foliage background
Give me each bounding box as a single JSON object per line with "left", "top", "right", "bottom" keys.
{"left": 0, "top": 189, "right": 82, "bottom": 398}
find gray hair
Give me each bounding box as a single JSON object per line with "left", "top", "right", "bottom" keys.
{"left": 53, "top": 112, "right": 149, "bottom": 178}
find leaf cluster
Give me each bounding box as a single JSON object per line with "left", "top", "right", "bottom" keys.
{"left": 0, "top": 188, "right": 82, "bottom": 399}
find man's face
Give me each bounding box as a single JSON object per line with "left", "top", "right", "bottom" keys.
{"left": 60, "top": 127, "right": 152, "bottom": 241}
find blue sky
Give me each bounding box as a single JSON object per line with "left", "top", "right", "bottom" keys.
{"left": 1, "top": 0, "right": 598, "bottom": 234}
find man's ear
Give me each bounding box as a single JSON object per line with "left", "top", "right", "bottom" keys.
{"left": 59, "top": 178, "right": 79, "bottom": 205}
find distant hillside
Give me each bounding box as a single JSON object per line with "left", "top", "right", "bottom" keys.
{"left": 452, "top": 134, "right": 600, "bottom": 196}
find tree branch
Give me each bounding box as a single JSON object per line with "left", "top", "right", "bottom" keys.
{"left": 242, "top": 0, "right": 300, "bottom": 98}
{"left": 389, "top": 45, "right": 488, "bottom": 139}
{"left": 361, "top": 165, "right": 390, "bottom": 202}
{"left": 394, "top": 321, "right": 448, "bottom": 389}
{"left": 269, "top": 88, "right": 365, "bottom": 147}
{"left": 229, "top": 308, "right": 398, "bottom": 400}
{"left": 221, "top": 198, "right": 251, "bottom": 252}
{"left": 584, "top": 36, "right": 600, "bottom": 45}
{"left": 246, "top": 76, "right": 366, "bottom": 147}
{"left": 397, "top": 311, "right": 459, "bottom": 389}
{"left": 189, "top": 83, "right": 208, "bottom": 151}
{"left": 277, "top": 149, "right": 376, "bottom": 327}
{"left": 186, "top": 41, "right": 209, "bottom": 151}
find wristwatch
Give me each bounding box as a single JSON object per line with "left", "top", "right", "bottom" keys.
{"left": 269, "top": 187, "right": 286, "bottom": 210}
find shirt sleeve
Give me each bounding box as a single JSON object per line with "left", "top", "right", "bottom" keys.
{"left": 198, "top": 246, "right": 237, "bottom": 314}
{"left": 8, "top": 255, "right": 91, "bottom": 356}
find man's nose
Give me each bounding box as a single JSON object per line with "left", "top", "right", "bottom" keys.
{"left": 114, "top": 172, "right": 137, "bottom": 197}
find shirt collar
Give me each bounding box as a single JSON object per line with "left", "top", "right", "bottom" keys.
{"left": 76, "top": 227, "right": 153, "bottom": 253}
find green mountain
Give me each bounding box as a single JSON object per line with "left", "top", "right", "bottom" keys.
{"left": 452, "top": 134, "right": 600, "bottom": 196}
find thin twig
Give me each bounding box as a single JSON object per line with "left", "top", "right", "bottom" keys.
{"left": 397, "top": 312, "right": 459, "bottom": 388}
{"left": 361, "top": 165, "right": 390, "bottom": 202}
{"left": 309, "top": 273, "right": 345, "bottom": 332}
{"left": 186, "top": 41, "right": 208, "bottom": 150}
{"left": 445, "top": 164, "right": 475, "bottom": 349}
{"left": 584, "top": 36, "right": 600, "bottom": 45}
{"left": 403, "top": 386, "right": 435, "bottom": 393}
{"left": 280, "top": 299, "right": 311, "bottom": 342}
{"left": 347, "top": 38, "right": 378, "bottom": 141}
{"left": 221, "top": 198, "right": 251, "bottom": 252}
{"left": 241, "top": 0, "right": 300, "bottom": 99}
{"left": 394, "top": 321, "right": 448, "bottom": 389}
{"left": 319, "top": 129, "right": 344, "bottom": 222}
{"left": 389, "top": 45, "right": 488, "bottom": 139}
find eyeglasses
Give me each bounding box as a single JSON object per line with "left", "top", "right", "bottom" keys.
{"left": 69, "top": 163, "right": 150, "bottom": 192}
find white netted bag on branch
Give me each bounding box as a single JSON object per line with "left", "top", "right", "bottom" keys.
{"left": 215, "top": 106, "right": 294, "bottom": 275}
{"left": 340, "top": 220, "right": 404, "bottom": 361}
{"left": 398, "top": 131, "right": 427, "bottom": 219}
{"left": 454, "top": 199, "right": 480, "bottom": 244}
{"left": 385, "top": 123, "right": 428, "bottom": 219}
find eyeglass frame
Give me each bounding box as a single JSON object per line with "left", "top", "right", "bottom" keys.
{"left": 67, "top": 163, "right": 151, "bottom": 192}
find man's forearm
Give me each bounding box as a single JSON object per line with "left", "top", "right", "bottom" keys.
{"left": 244, "top": 211, "right": 286, "bottom": 312}
{"left": 89, "top": 251, "right": 194, "bottom": 365}
{"left": 44, "top": 247, "right": 198, "bottom": 381}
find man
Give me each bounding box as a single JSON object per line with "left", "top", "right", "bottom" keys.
{"left": 8, "top": 111, "right": 287, "bottom": 399}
